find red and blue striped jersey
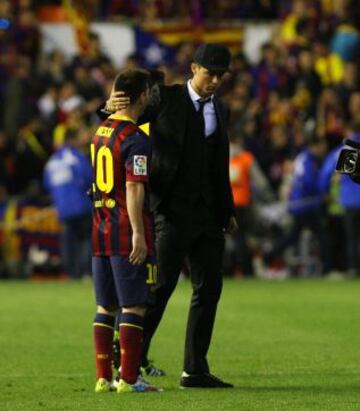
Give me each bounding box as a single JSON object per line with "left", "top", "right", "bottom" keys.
{"left": 91, "top": 114, "right": 154, "bottom": 256}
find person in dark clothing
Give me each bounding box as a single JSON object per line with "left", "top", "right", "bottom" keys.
{"left": 264, "top": 134, "right": 330, "bottom": 275}
{"left": 297, "top": 47, "right": 322, "bottom": 101}
{"left": 99, "top": 44, "right": 237, "bottom": 388}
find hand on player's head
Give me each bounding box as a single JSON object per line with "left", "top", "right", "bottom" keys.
{"left": 106, "top": 91, "right": 130, "bottom": 112}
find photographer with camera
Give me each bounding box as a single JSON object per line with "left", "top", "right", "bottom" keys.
{"left": 335, "top": 123, "right": 360, "bottom": 277}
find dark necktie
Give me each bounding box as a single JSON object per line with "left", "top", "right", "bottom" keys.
{"left": 197, "top": 98, "right": 210, "bottom": 136}
{"left": 197, "top": 98, "right": 210, "bottom": 115}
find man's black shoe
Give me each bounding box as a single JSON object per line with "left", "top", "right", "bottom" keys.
{"left": 180, "top": 372, "right": 234, "bottom": 388}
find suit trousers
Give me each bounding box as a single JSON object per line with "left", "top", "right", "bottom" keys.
{"left": 142, "top": 210, "right": 225, "bottom": 374}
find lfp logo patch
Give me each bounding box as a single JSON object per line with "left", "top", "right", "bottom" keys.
{"left": 133, "top": 155, "right": 147, "bottom": 175}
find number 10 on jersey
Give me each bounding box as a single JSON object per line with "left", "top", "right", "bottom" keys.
{"left": 91, "top": 143, "right": 114, "bottom": 193}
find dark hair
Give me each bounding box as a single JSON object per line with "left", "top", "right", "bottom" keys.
{"left": 113, "top": 69, "right": 150, "bottom": 104}
{"left": 146, "top": 68, "right": 165, "bottom": 89}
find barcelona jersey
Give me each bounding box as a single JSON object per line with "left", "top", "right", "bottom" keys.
{"left": 91, "top": 114, "right": 154, "bottom": 256}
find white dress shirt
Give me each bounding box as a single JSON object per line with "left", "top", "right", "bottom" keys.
{"left": 187, "top": 80, "right": 217, "bottom": 137}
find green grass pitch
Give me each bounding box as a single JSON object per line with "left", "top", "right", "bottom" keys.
{"left": 1, "top": 278, "right": 360, "bottom": 410}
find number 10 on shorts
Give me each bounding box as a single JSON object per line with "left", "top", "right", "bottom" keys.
{"left": 146, "top": 263, "right": 158, "bottom": 284}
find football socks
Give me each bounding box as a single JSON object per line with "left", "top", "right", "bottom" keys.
{"left": 119, "top": 312, "right": 144, "bottom": 384}
{"left": 93, "top": 313, "right": 115, "bottom": 382}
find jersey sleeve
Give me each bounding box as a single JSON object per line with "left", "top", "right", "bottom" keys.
{"left": 124, "top": 132, "right": 150, "bottom": 183}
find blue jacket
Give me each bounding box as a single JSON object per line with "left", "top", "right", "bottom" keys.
{"left": 43, "top": 145, "right": 92, "bottom": 221}
{"left": 318, "top": 145, "right": 342, "bottom": 195}
{"left": 288, "top": 149, "right": 322, "bottom": 215}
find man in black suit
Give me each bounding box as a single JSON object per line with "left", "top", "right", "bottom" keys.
{"left": 100, "top": 44, "right": 237, "bottom": 388}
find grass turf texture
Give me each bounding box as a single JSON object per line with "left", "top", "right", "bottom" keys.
{"left": 1, "top": 279, "right": 360, "bottom": 410}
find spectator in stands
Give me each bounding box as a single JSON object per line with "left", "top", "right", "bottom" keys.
{"left": 336, "top": 62, "right": 359, "bottom": 121}
{"left": 2, "top": 55, "right": 34, "bottom": 138}
{"left": 57, "top": 81, "right": 84, "bottom": 118}
{"left": 175, "top": 42, "right": 196, "bottom": 76}
{"left": 37, "top": 84, "right": 58, "bottom": 131}
{"left": 121, "top": 53, "right": 140, "bottom": 70}
{"left": 99, "top": 0, "right": 138, "bottom": 20}
{"left": 69, "top": 31, "right": 111, "bottom": 74}
{"left": 317, "top": 86, "right": 345, "bottom": 149}
{"left": 72, "top": 63, "right": 104, "bottom": 115}
{"left": 253, "top": 43, "right": 292, "bottom": 104}
{"left": 52, "top": 105, "right": 85, "bottom": 149}
{"left": 43, "top": 127, "right": 92, "bottom": 279}
{"left": 279, "top": 0, "right": 319, "bottom": 48}
{"left": 297, "top": 47, "right": 322, "bottom": 100}
{"left": 0, "top": 130, "right": 13, "bottom": 193}
{"left": 348, "top": 91, "right": 360, "bottom": 124}
{"left": 14, "top": 114, "right": 51, "bottom": 193}
{"left": 313, "top": 38, "right": 344, "bottom": 85}
{"left": 38, "top": 49, "right": 67, "bottom": 91}
{"left": 331, "top": 16, "right": 360, "bottom": 62}
{"left": 12, "top": 6, "right": 40, "bottom": 64}
{"left": 261, "top": 124, "right": 294, "bottom": 192}
{"left": 251, "top": 0, "right": 278, "bottom": 20}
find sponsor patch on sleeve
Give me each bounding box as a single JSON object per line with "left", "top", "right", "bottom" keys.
{"left": 133, "top": 155, "right": 147, "bottom": 176}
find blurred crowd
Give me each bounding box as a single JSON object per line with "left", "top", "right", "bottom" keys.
{"left": 0, "top": 0, "right": 360, "bottom": 278}
{"left": 34, "top": 0, "right": 284, "bottom": 22}
{"left": 82, "top": 0, "right": 280, "bottom": 22}
{"left": 224, "top": 0, "right": 360, "bottom": 278}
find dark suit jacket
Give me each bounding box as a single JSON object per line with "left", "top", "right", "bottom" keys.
{"left": 97, "top": 83, "right": 234, "bottom": 228}
{"left": 140, "top": 83, "right": 234, "bottom": 228}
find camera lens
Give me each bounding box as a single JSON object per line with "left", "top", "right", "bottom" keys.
{"left": 344, "top": 152, "right": 358, "bottom": 173}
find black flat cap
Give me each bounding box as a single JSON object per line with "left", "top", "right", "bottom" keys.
{"left": 193, "top": 43, "right": 231, "bottom": 73}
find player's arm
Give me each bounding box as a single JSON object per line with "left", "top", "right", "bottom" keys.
{"left": 126, "top": 181, "right": 147, "bottom": 265}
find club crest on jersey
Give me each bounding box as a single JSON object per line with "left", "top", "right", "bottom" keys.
{"left": 134, "top": 155, "right": 147, "bottom": 175}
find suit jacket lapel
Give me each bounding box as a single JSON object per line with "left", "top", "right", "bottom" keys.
{"left": 213, "top": 96, "right": 227, "bottom": 141}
